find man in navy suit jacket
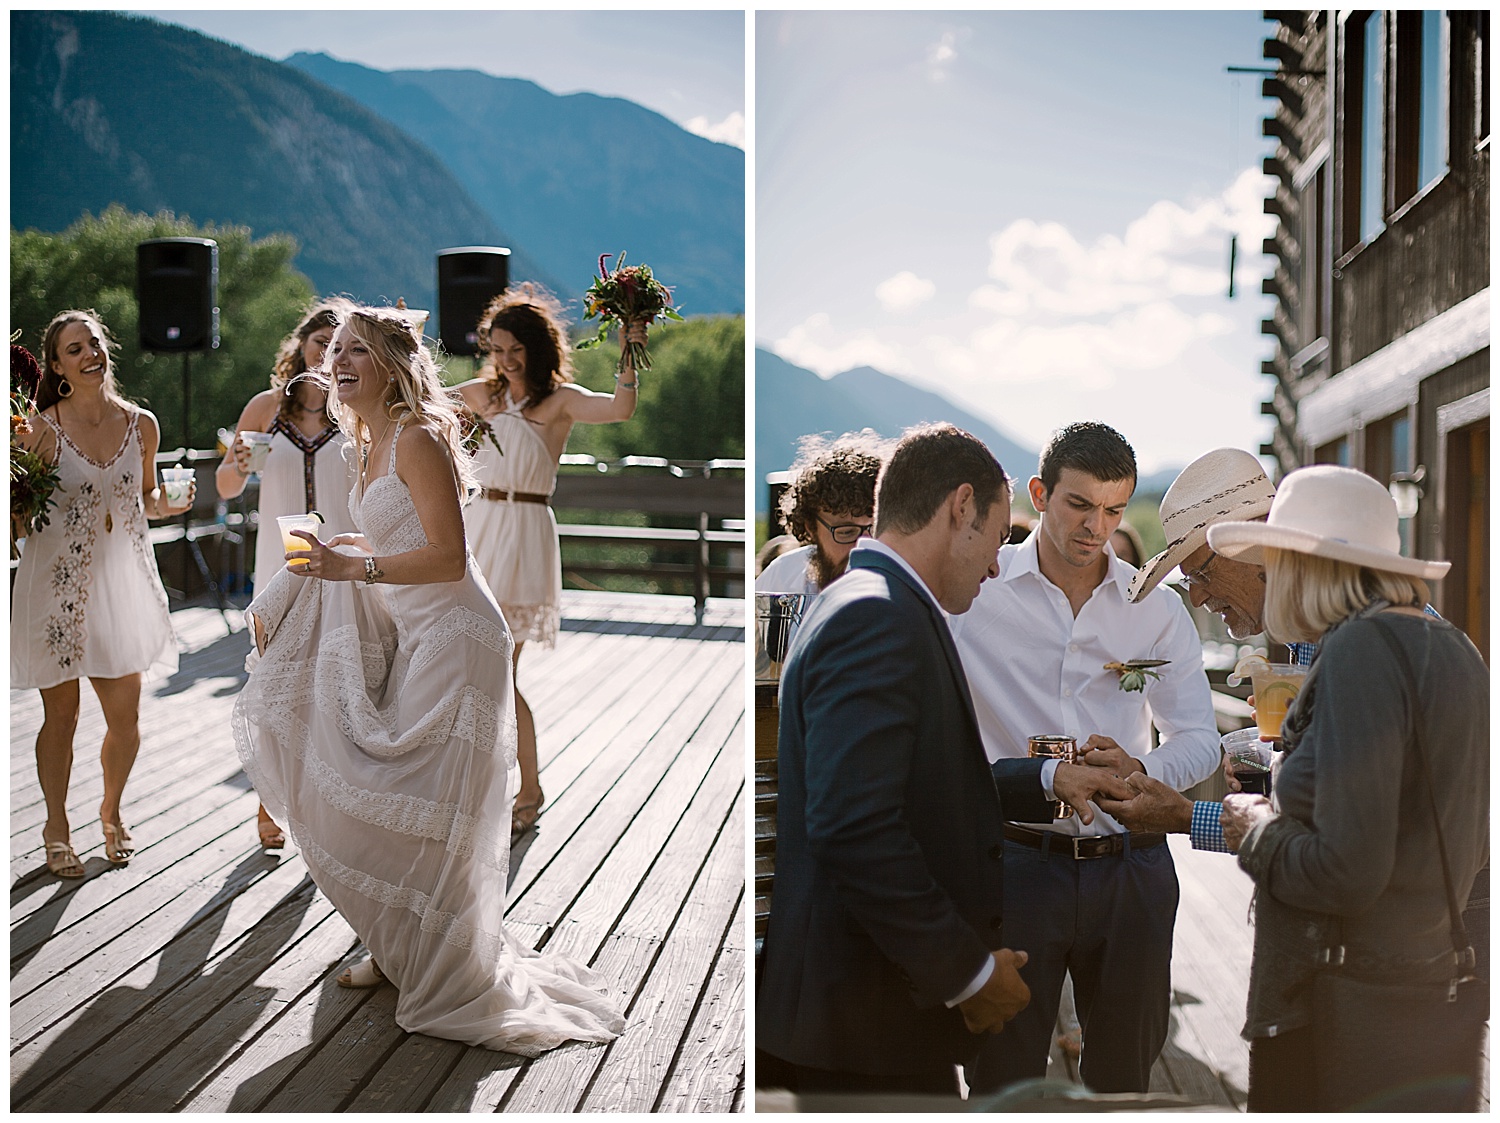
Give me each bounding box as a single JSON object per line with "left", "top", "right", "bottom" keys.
{"left": 756, "top": 424, "right": 1133, "bottom": 1096}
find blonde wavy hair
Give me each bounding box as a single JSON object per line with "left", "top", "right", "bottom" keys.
{"left": 326, "top": 306, "right": 478, "bottom": 500}
{"left": 1263, "top": 547, "right": 1429, "bottom": 643}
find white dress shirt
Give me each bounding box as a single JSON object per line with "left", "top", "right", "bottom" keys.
{"left": 754, "top": 544, "right": 821, "bottom": 595}
{"left": 950, "top": 533, "right": 1219, "bottom": 837}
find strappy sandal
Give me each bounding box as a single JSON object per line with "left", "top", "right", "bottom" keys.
{"left": 511, "top": 791, "right": 545, "bottom": 842}
{"left": 101, "top": 820, "right": 134, "bottom": 864}
{"left": 337, "top": 958, "right": 388, "bottom": 989}
{"left": 257, "top": 810, "right": 286, "bottom": 851}
{"left": 44, "top": 841, "right": 85, "bottom": 880}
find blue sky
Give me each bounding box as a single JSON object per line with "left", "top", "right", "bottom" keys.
{"left": 758, "top": 10, "right": 1280, "bottom": 472}
{"left": 135, "top": 10, "right": 746, "bottom": 146}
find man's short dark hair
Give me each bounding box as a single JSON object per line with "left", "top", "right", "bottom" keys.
{"left": 1037, "top": 421, "right": 1137, "bottom": 496}
{"left": 875, "top": 423, "right": 1010, "bottom": 535}
{"left": 778, "top": 431, "right": 887, "bottom": 546}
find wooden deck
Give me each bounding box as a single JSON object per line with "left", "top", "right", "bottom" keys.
{"left": 11, "top": 592, "right": 746, "bottom": 1113}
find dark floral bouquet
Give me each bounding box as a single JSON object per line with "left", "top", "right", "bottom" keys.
{"left": 452, "top": 397, "right": 505, "bottom": 460}
{"left": 577, "top": 253, "right": 684, "bottom": 371}
{"left": 11, "top": 342, "right": 62, "bottom": 541}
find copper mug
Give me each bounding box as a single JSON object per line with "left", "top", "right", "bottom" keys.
{"left": 1028, "top": 734, "right": 1079, "bottom": 820}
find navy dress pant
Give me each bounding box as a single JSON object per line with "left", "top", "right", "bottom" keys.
{"left": 965, "top": 834, "right": 1179, "bottom": 1095}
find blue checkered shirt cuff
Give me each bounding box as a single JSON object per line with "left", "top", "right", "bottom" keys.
{"left": 1190, "top": 800, "right": 1231, "bottom": 852}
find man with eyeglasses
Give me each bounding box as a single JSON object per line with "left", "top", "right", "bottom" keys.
{"left": 757, "top": 432, "right": 884, "bottom": 594}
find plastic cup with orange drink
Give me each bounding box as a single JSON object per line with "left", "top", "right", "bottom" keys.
{"left": 276, "top": 512, "right": 324, "bottom": 567}
{"left": 1248, "top": 663, "right": 1308, "bottom": 740}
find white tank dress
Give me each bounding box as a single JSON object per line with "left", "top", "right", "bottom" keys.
{"left": 232, "top": 424, "right": 624, "bottom": 1055}
{"left": 463, "top": 394, "right": 562, "bottom": 647}
{"left": 251, "top": 415, "right": 356, "bottom": 592}
{"left": 11, "top": 409, "right": 177, "bottom": 690}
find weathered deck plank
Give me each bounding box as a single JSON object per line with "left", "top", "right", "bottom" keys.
{"left": 12, "top": 592, "right": 745, "bottom": 1114}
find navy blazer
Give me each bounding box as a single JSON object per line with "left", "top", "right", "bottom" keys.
{"left": 756, "top": 549, "right": 1051, "bottom": 1074}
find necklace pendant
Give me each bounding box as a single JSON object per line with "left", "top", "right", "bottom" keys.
{"left": 105, "top": 509, "right": 113, "bottom": 533}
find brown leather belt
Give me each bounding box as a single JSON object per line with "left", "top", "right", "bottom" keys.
{"left": 1003, "top": 823, "right": 1166, "bottom": 860}
{"left": 479, "top": 488, "right": 550, "bottom": 505}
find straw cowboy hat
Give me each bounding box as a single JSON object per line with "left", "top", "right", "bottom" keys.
{"left": 1128, "top": 448, "right": 1276, "bottom": 603}
{"left": 1207, "top": 464, "right": 1450, "bottom": 580}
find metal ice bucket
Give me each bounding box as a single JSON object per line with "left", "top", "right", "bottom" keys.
{"left": 755, "top": 593, "right": 815, "bottom": 682}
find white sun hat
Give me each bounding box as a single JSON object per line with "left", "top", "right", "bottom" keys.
{"left": 1207, "top": 464, "right": 1450, "bottom": 580}
{"left": 1127, "top": 448, "right": 1276, "bottom": 603}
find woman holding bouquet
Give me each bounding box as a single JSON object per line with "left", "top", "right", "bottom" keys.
{"left": 454, "top": 284, "right": 646, "bottom": 839}
{"left": 233, "top": 306, "right": 624, "bottom": 1053}
{"left": 215, "top": 299, "right": 356, "bottom": 850}
{"left": 12, "top": 310, "right": 195, "bottom": 878}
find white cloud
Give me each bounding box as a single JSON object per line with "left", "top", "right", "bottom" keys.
{"left": 875, "top": 270, "right": 936, "bottom": 313}
{"left": 773, "top": 313, "right": 911, "bottom": 378}
{"left": 683, "top": 110, "right": 745, "bottom": 148}
{"left": 924, "top": 28, "right": 964, "bottom": 82}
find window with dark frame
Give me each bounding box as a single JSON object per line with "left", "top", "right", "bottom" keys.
{"left": 1393, "top": 11, "right": 1449, "bottom": 206}
{"left": 1341, "top": 12, "right": 1387, "bottom": 253}
{"left": 1298, "top": 163, "right": 1328, "bottom": 344}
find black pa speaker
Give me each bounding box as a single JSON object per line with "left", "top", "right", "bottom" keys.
{"left": 137, "top": 238, "right": 219, "bottom": 353}
{"left": 437, "top": 247, "right": 511, "bottom": 357}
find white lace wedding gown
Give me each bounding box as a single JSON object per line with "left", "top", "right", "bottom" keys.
{"left": 231, "top": 425, "right": 625, "bottom": 1055}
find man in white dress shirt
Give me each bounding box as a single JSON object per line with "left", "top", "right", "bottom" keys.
{"left": 952, "top": 421, "right": 1219, "bottom": 1095}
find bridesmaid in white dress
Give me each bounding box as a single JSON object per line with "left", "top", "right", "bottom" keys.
{"left": 454, "top": 284, "right": 645, "bottom": 839}
{"left": 11, "top": 311, "right": 194, "bottom": 878}
{"left": 216, "top": 300, "right": 356, "bottom": 849}
{"left": 232, "top": 306, "right": 625, "bottom": 1054}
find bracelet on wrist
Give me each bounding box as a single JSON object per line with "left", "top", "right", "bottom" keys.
{"left": 614, "top": 373, "right": 639, "bottom": 390}
{"left": 364, "top": 555, "right": 385, "bottom": 585}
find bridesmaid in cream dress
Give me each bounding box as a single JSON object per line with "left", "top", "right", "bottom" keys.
{"left": 12, "top": 311, "right": 194, "bottom": 878}
{"left": 217, "top": 300, "right": 356, "bottom": 850}
{"left": 233, "top": 306, "right": 624, "bottom": 1053}
{"left": 454, "top": 284, "right": 646, "bottom": 839}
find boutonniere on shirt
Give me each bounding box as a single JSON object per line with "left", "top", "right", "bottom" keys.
{"left": 1104, "top": 659, "right": 1170, "bottom": 692}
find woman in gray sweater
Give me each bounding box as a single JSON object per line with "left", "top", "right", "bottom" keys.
{"left": 1211, "top": 465, "right": 1487, "bottom": 1112}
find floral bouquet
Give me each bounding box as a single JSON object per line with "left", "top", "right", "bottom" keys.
{"left": 577, "top": 253, "right": 684, "bottom": 372}
{"left": 11, "top": 342, "right": 61, "bottom": 541}
{"left": 453, "top": 397, "right": 505, "bottom": 460}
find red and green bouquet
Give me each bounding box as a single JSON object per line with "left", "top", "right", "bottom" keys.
{"left": 10, "top": 342, "right": 61, "bottom": 541}
{"left": 578, "top": 253, "right": 684, "bottom": 372}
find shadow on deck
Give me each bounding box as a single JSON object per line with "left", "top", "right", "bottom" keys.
{"left": 11, "top": 592, "right": 746, "bottom": 1113}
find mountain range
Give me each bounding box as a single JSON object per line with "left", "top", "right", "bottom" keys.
{"left": 755, "top": 348, "right": 1182, "bottom": 513}
{"left": 287, "top": 53, "right": 744, "bottom": 316}
{"left": 11, "top": 11, "right": 743, "bottom": 316}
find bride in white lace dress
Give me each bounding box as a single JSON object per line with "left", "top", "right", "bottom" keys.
{"left": 231, "top": 307, "right": 624, "bottom": 1055}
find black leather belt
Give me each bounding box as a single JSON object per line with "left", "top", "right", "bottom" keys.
{"left": 1003, "top": 823, "right": 1166, "bottom": 860}
{"left": 479, "top": 488, "right": 550, "bottom": 504}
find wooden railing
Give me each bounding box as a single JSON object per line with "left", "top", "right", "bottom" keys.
{"left": 133, "top": 449, "right": 745, "bottom": 625}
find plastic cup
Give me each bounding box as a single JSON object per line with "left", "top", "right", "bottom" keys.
{"left": 161, "top": 466, "right": 194, "bottom": 506}
{"left": 1221, "top": 727, "right": 1273, "bottom": 796}
{"left": 277, "top": 513, "right": 322, "bottom": 567}
{"left": 1249, "top": 663, "right": 1308, "bottom": 740}
{"left": 242, "top": 431, "right": 274, "bottom": 472}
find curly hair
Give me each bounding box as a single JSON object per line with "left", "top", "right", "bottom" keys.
{"left": 475, "top": 282, "right": 573, "bottom": 409}
{"left": 270, "top": 299, "right": 347, "bottom": 423}
{"left": 36, "top": 310, "right": 129, "bottom": 414}
{"left": 327, "top": 306, "right": 478, "bottom": 499}
{"left": 779, "top": 431, "right": 888, "bottom": 545}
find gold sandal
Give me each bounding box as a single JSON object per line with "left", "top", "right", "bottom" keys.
{"left": 101, "top": 820, "right": 134, "bottom": 864}
{"left": 44, "top": 841, "right": 85, "bottom": 879}
{"left": 337, "top": 958, "right": 388, "bottom": 989}
{"left": 257, "top": 812, "right": 286, "bottom": 851}
{"left": 511, "top": 791, "right": 545, "bottom": 842}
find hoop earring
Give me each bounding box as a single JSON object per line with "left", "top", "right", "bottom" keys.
{"left": 57, "top": 378, "right": 73, "bottom": 398}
